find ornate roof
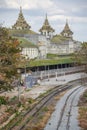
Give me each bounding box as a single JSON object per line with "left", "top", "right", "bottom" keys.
{"left": 12, "top": 7, "right": 31, "bottom": 30}
{"left": 39, "top": 14, "right": 55, "bottom": 32}
{"left": 61, "top": 20, "right": 73, "bottom": 36}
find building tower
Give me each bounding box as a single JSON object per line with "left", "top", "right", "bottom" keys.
{"left": 60, "top": 20, "right": 73, "bottom": 39}
{"left": 39, "top": 14, "right": 55, "bottom": 39}
{"left": 12, "top": 7, "right": 31, "bottom": 30}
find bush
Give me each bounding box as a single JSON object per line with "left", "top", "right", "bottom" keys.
{"left": 28, "top": 98, "right": 34, "bottom": 104}
{"left": 0, "top": 96, "right": 7, "bottom": 105}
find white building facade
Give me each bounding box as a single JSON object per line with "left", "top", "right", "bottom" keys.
{"left": 21, "top": 47, "right": 39, "bottom": 59}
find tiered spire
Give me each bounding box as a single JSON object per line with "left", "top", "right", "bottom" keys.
{"left": 60, "top": 19, "right": 73, "bottom": 38}
{"left": 39, "top": 14, "right": 55, "bottom": 39}
{"left": 12, "top": 7, "right": 31, "bottom": 30}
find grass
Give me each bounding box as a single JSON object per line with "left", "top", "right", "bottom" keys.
{"left": 78, "top": 107, "right": 87, "bottom": 130}
{"left": 18, "top": 54, "right": 73, "bottom": 68}
{"left": 47, "top": 53, "right": 59, "bottom": 59}
{"left": 41, "top": 107, "right": 49, "bottom": 112}
{"left": 13, "top": 36, "right": 38, "bottom": 48}
{"left": 51, "top": 34, "right": 70, "bottom": 44}
{"left": 78, "top": 90, "right": 87, "bottom": 130}
{"left": 47, "top": 54, "right": 73, "bottom": 59}
{"left": 9, "top": 29, "right": 37, "bottom": 35}
{"left": 29, "top": 105, "right": 55, "bottom": 130}
{"left": 28, "top": 98, "right": 35, "bottom": 104}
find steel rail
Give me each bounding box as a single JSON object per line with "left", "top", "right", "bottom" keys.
{"left": 56, "top": 86, "right": 82, "bottom": 130}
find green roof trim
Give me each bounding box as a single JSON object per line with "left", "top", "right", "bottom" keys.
{"left": 28, "top": 57, "right": 73, "bottom": 67}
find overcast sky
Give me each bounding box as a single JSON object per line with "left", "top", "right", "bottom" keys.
{"left": 0, "top": 0, "right": 87, "bottom": 42}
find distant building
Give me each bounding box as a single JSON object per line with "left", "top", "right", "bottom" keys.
{"left": 48, "top": 39, "right": 78, "bottom": 55}
{"left": 60, "top": 20, "right": 73, "bottom": 39}
{"left": 10, "top": 7, "right": 81, "bottom": 59}
{"left": 21, "top": 47, "right": 39, "bottom": 59}
{"left": 12, "top": 7, "right": 31, "bottom": 30}
{"left": 16, "top": 37, "right": 39, "bottom": 59}
{"left": 39, "top": 14, "right": 55, "bottom": 39}
{"left": 37, "top": 41, "right": 47, "bottom": 59}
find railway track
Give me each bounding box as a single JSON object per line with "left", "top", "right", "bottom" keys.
{"left": 1, "top": 79, "right": 81, "bottom": 130}
{"left": 44, "top": 85, "right": 85, "bottom": 130}
{"left": 56, "top": 86, "right": 82, "bottom": 130}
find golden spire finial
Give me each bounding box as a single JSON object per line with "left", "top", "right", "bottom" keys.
{"left": 20, "top": 6, "right": 22, "bottom": 13}
{"left": 46, "top": 13, "right": 47, "bottom": 19}
{"left": 66, "top": 19, "right": 68, "bottom": 24}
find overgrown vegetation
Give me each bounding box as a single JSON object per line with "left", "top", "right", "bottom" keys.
{"left": 74, "top": 42, "right": 87, "bottom": 73}
{"left": 13, "top": 36, "right": 38, "bottom": 48}
{"left": 74, "top": 42, "right": 87, "bottom": 130}
{"left": 9, "top": 29, "right": 36, "bottom": 36}
{"left": 0, "top": 96, "right": 36, "bottom": 129}
{"left": 25, "top": 57, "right": 73, "bottom": 67}
{"left": 26, "top": 91, "right": 67, "bottom": 130}
{"left": 51, "top": 34, "right": 69, "bottom": 44}
{"left": 0, "top": 96, "right": 8, "bottom": 105}
{"left": 47, "top": 53, "right": 59, "bottom": 59}
{"left": 0, "top": 27, "right": 24, "bottom": 90}
{"left": 78, "top": 90, "right": 87, "bottom": 130}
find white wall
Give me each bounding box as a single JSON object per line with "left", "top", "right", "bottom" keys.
{"left": 21, "top": 47, "right": 39, "bottom": 59}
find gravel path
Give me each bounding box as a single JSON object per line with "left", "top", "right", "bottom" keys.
{"left": 0, "top": 73, "right": 86, "bottom": 100}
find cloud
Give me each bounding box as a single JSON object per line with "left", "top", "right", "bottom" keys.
{"left": 0, "top": 0, "right": 7, "bottom": 8}
{"left": 28, "top": 0, "right": 53, "bottom": 9}
{"left": 48, "top": 8, "right": 66, "bottom": 16}
{"left": 0, "top": 0, "right": 54, "bottom": 10}
{"left": 0, "top": 0, "right": 87, "bottom": 41}
{"left": 1, "top": 0, "right": 87, "bottom": 18}
{"left": 6, "top": 0, "right": 19, "bottom": 8}
{"left": 49, "top": 15, "right": 67, "bottom": 22}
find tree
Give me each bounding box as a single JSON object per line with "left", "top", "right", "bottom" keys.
{"left": 74, "top": 42, "right": 87, "bottom": 73}
{"left": 0, "top": 27, "right": 22, "bottom": 90}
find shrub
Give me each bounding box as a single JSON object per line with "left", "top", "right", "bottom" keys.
{"left": 0, "top": 96, "right": 7, "bottom": 105}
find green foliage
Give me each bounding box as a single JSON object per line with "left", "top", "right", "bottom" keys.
{"left": 9, "top": 29, "right": 36, "bottom": 36}
{"left": 9, "top": 96, "right": 18, "bottom": 104}
{"left": 42, "top": 107, "right": 49, "bottom": 112}
{"left": 51, "top": 34, "right": 69, "bottom": 44}
{"left": 84, "top": 92, "right": 87, "bottom": 98}
{"left": 0, "top": 27, "right": 23, "bottom": 90}
{"left": 17, "top": 102, "right": 22, "bottom": 107}
{"left": 10, "top": 96, "right": 17, "bottom": 101}
{"left": 28, "top": 98, "right": 34, "bottom": 104}
{"left": 0, "top": 96, "right": 7, "bottom": 105}
{"left": 47, "top": 53, "right": 59, "bottom": 59}
{"left": 74, "top": 42, "right": 87, "bottom": 72}
{"left": 74, "top": 42, "right": 87, "bottom": 64}
{"left": 13, "top": 37, "right": 38, "bottom": 48}
{"left": 6, "top": 107, "right": 17, "bottom": 114}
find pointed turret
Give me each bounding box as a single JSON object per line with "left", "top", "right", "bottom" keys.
{"left": 39, "top": 14, "right": 55, "bottom": 39}
{"left": 60, "top": 20, "right": 73, "bottom": 39}
{"left": 12, "top": 7, "right": 31, "bottom": 30}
